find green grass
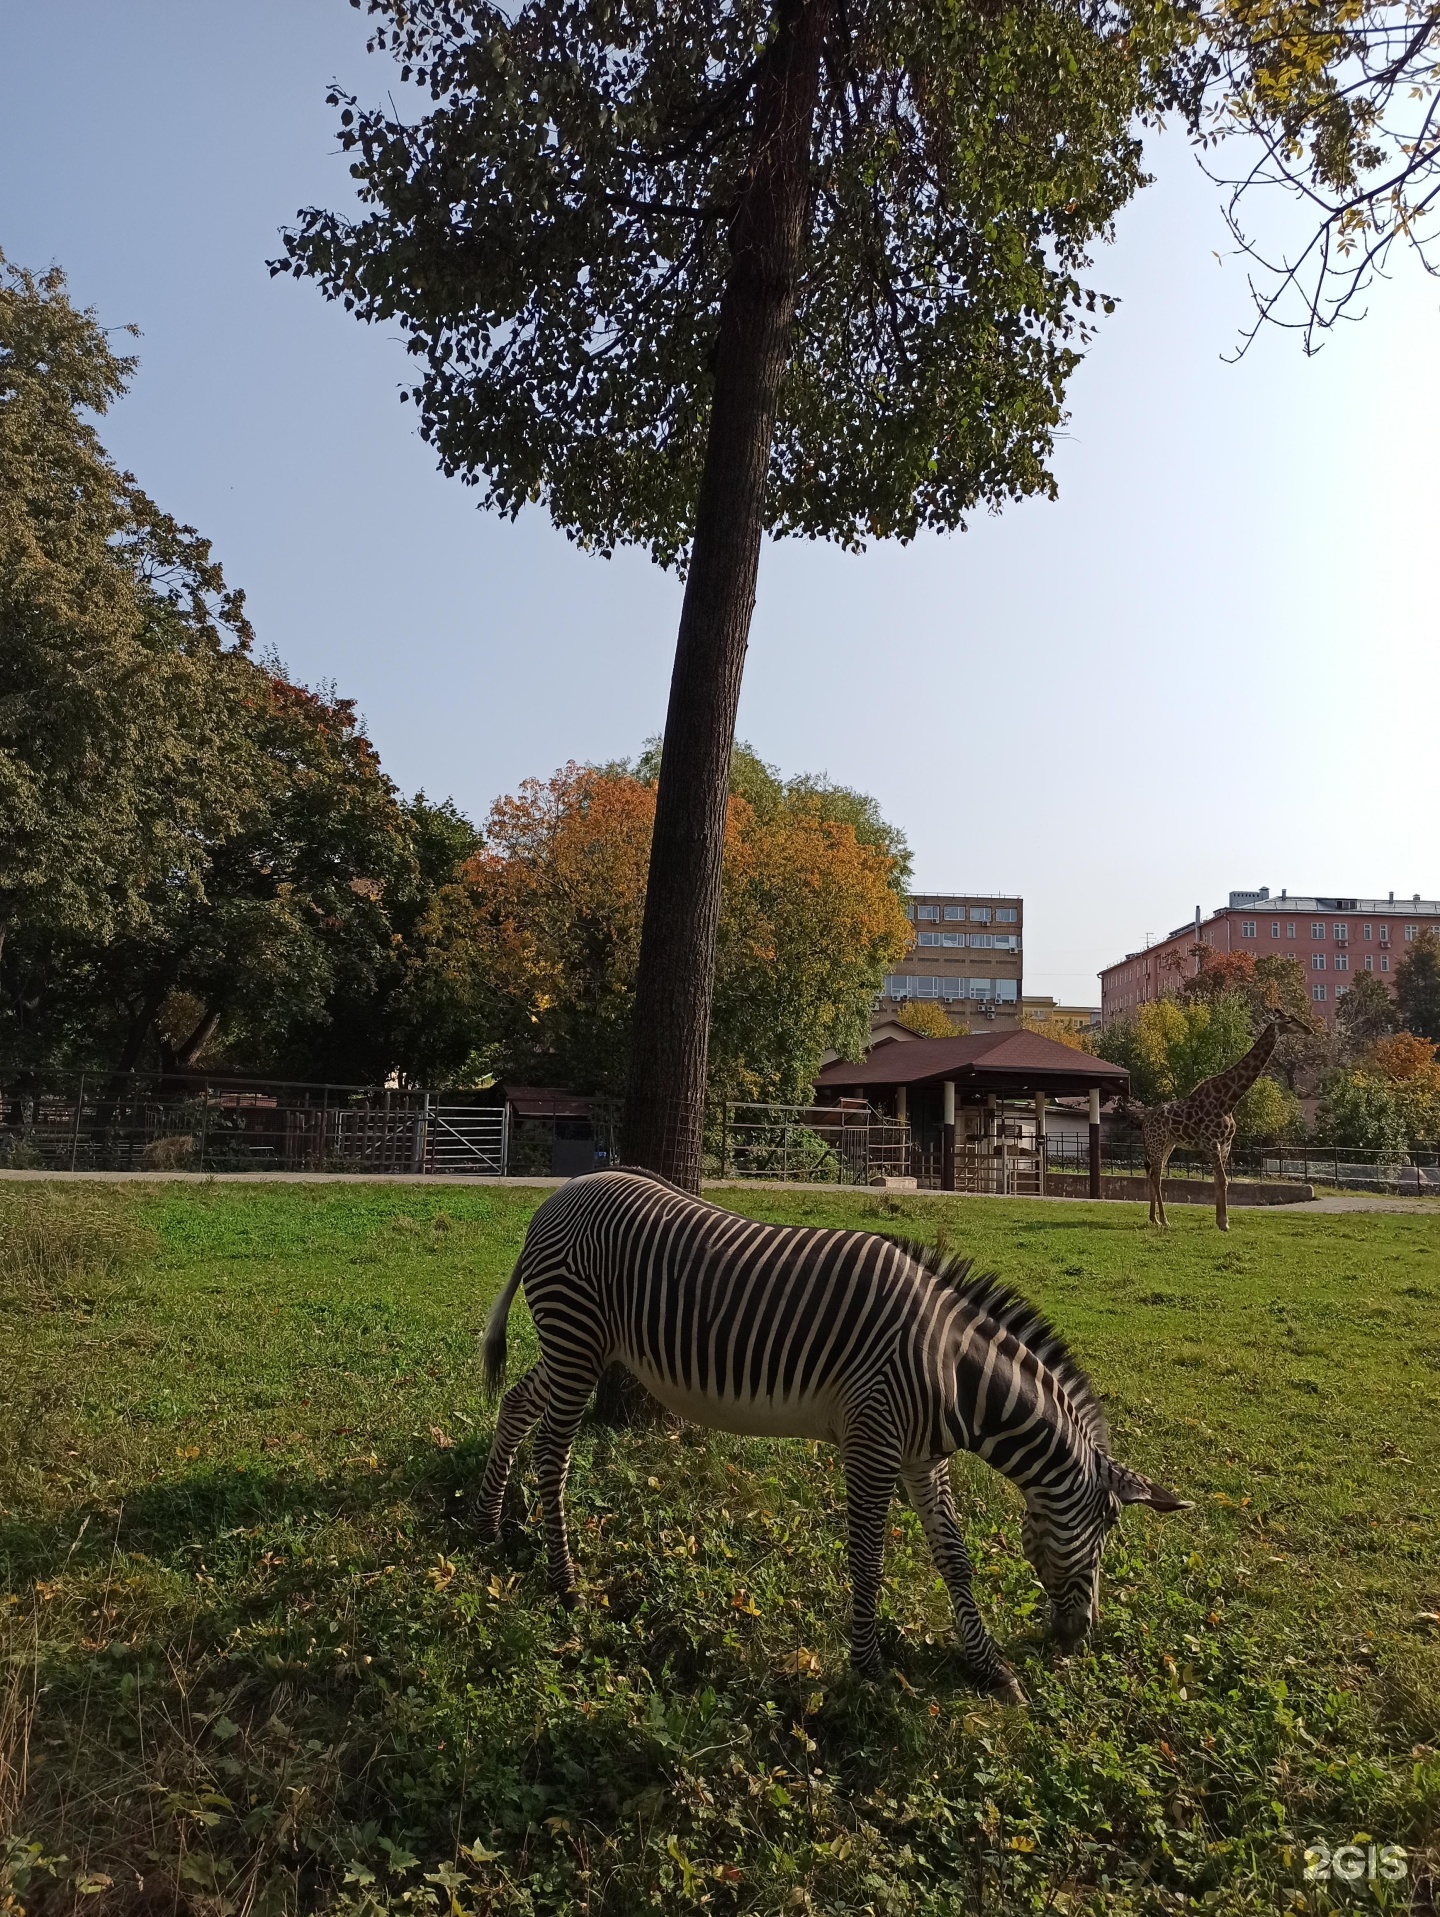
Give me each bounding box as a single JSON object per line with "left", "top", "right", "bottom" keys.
{"left": 1, "top": 1179, "right": 1437, "bottom": 1915}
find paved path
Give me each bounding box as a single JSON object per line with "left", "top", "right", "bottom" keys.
{"left": 2, "top": 1168, "right": 1435, "bottom": 1215}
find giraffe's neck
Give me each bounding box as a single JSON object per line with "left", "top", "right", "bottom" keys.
{"left": 1186, "top": 1022, "right": 1280, "bottom": 1111}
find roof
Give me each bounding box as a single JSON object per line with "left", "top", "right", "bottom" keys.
{"left": 503, "top": 1085, "right": 594, "bottom": 1119}
{"left": 815, "top": 1029, "right": 1128, "bottom": 1097}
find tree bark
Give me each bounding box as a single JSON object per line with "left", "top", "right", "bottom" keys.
{"left": 622, "top": 0, "right": 833, "bottom": 1189}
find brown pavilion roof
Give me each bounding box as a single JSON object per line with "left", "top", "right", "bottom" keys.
{"left": 815, "top": 1030, "right": 1128, "bottom": 1100}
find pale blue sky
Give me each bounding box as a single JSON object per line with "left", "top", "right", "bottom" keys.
{"left": 3, "top": 2, "right": 1436, "bottom": 1001}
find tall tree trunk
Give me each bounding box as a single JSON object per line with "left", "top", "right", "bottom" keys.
{"left": 622, "top": 0, "right": 832, "bottom": 1189}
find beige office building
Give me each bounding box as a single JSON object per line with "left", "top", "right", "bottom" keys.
{"left": 879, "top": 893, "right": 1024, "bottom": 1032}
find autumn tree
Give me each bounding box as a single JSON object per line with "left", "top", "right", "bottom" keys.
{"left": 403, "top": 757, "right": 910, "bottom": 1100}
{"left": 278, "top": 0, "right": 1437, "bottom": 1185}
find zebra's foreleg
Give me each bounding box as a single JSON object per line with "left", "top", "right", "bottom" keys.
{"left": 532, "top": 1361, "right": 604, "bottom": 1608}
{"left": 900, "top": 1459, "right": 1025, "bottom": 1704}
{"left": 842, "top": 1426, "right": 901, "bottom": 1679}
{"left": 475, "top": 1365, "right": 548, "bottom": 1543}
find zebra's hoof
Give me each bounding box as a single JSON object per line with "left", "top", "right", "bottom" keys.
{"left": 473, "top": 1515, "right": 499, "bottom": 1545}
{"left": 986, "top": 1670, "right": 1028, "bottom": 1707}
{"left": 852, "top": 1654, "right": 889, "bottom": 1683}
{"left": 556, "top": 1587, "right": 580, "bottom": 1613}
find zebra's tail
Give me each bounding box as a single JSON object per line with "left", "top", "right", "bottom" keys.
{"left": 481, "top": 1258, "right": 526, "bottom": 1399}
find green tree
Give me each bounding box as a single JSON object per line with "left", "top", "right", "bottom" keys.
{"left": 0, "top": 255, "right": 254, "bottom": 963}
{"left": 1314, "top": 1072, "right": 1409, "bottom": 1159}
{"left": 278, "top": 0, "right": 1437, "bottom": 1185}
{"left": 1395, "top": 928, "right": 1440, "bottom": 1044}
{"left": 1335, "top": 970, "right": 1398, "bottom": 1055}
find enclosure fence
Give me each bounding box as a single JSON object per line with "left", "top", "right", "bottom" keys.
{"left": 0, "top": 1072, "right": 509, "bottom": 1178}
{"left": 4, "top": 1071, "right": 1437, "bottom": 1195}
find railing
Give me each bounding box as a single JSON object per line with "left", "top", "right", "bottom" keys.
{"left": 720, "top": 1104, "right": 911, "bottom": 1184}
{"left": 0, "top": 1071, "right": 511, "bottom": 1178}
{"left": 1045, "top": 1135, "right": 1440, "bottom": 1195}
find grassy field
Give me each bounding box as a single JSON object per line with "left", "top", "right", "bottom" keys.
{"left": 1, "top": 1179, "right": 1437, "bottom": 1916}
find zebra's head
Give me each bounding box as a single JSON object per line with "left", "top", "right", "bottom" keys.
{"left": 1023, "top": 1456, "right": 1190, "bottom": 1649}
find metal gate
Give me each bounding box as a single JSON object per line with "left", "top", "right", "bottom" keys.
{"left": 420, "top": 1103, "right": 510, "bottom": 1176}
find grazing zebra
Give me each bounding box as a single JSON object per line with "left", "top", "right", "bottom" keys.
{"left": 477, "top": 1171, "right": 1188, "bottom": 1700}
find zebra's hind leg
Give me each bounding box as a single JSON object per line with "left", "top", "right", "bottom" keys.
{"left": 532, "top": 1357, "right": 605, "bottom": 1609}
{"left": 842, "top": 1425, "right": 902, "bottom": 1679}
{"left": 475, "top": 1365, "right": 548, "bottom": 1543}
{"left": 901, "top": 1459, "right": 1025, "bottom": 1705}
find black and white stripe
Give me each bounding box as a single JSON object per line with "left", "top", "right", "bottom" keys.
{"left": 477, "top": 1171, "right": 1187, "bottom": 1696}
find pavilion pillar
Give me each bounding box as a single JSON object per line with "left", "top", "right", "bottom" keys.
{"left": 941, "top": 1080, "right": 956, "bottom": 1192}
{"left": 1034, "top": 1090, "right": 1047, "bottom": 1196}
{"left": 895, "top": 1085, "right": 907, "bottom": 1124}
{"left": 1088, "top": 1086, "right": 1102, "bottom": 1199}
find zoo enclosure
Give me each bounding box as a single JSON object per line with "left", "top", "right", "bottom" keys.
{"left": 0, "top": 1071, "right": 509, "bottom": 1177}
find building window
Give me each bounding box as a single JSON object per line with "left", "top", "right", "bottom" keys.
{"left": 943, "top": 905, "right": 963, "bottom": 921}
{"left": 1363, "top": 922, "right": 1373, "bottom": 940}
{"left": 1334, "top": 922, "right": 1348, "bottom": 941}
{"left": 1380, "top": 926, "right": 1390, "bottom": 944}
{"left": 916, "top": 904, "right": 939, "bottom": 921}
{"left": 1336, "top": 985, "right": 1349, "bottom": 999}
{"left": 1311, "top": 953, "right": 1326, "bottom": 970}
{"left": 1381, "top": 955, "right": 1390, "bottom": 972}
{"left": 1287, "top": 922, "right": 1296, "bottom": 938}
{"left": 996, "top": 979, "right": 1018, "bottom": 1003}
{"left": 1312, "top": 983, "right": 1327, "bottom": 1002}
{"left": 1335, "top": 952, "right": 1349, "bottom": 972}
{"left": 1270, "top": 921, "right": 1280, "bottom": 937}
{"left": 1406, "top": 924, "right": 1418, "bottom": 940}
{"left": 969, "top": 906, "right": 991, "bottom": 923}
{"left": 1311, "top": 922, "right": 1325, "bottom": 938}
{"left": 995, "top": 908, "right": 1017, "bottom": 924}
{"left": 1241, "top": 919, "right": 1257, "bottom": 938}
{"left": 1364, "top": 954, "right": 1373, "bottom": 971}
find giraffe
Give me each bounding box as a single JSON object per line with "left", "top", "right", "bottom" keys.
{"left": 1128, "top": 1011, "right": 1313, "bottom": 1230}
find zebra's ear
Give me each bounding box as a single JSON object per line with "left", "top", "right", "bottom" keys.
{"left": 1101, "top": 1457, "right": 1192, "bottom": 1512}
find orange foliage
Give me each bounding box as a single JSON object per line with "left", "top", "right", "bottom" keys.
{"left": 414, "top": 762, "right": 910, "bottom": 1097}
{"left": 1368, "top": 1031, "right": 1440, "bottom": 1082}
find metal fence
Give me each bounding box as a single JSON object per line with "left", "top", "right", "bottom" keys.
{"left": 0, "top": 1072, "right": 509, "bottom": 1178}
{"left": 718, "top": 1104, "right": 911, "bottom": 1184}
{"left": 1044, "top": 1134, "right": 1440, "bottom": 1196}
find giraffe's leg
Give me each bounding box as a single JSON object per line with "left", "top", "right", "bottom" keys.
{"left": 842, "top": 1422, "right": 902, "bottom": 1678}
{"left": 532, "top": 1353, "right": 606, "bottom": 1606}
{"left": 1156, "top": 1145, "right": 1176, "bottom": 1227}
{"left": 474, "top": 1365, "right": 547, "bottom": 1542}
{"left": 900, "top": 1459, "right": 1024, "bottom": 1702}
{"left": 1212, "top": 1141, "right": 1230, "bottom": 1232}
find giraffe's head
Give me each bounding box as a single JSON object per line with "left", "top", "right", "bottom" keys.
{"left": 1023, "top": 1457, "right": 1191, "bottom": 1650}
{"left": 1265, "top": 1007, "right": 1321, "bottom": 1041}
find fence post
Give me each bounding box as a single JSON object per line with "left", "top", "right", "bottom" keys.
{"left": 410, "top": 1093, "right": 430, "bottom": 1175}
{"left": 198, "top": 1083, "right": 210, "bottom": 1172}
{"left": 1088, "top": 1087, "right": 1102, "bottom": 1200}
{"left": 500, "top": 1102, "right": 510, "bottom": 1178}
{"left": 70, "top": 1073, "right": 85, "bottom": 1172}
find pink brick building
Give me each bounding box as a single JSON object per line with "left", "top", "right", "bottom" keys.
{"left": 1100, "top": 888, "right": 1440, "bottom": 1026}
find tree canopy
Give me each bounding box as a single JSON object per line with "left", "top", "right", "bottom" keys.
{"left": 0, "top": 254, "right": 254, "bottom": 955}
{"left": 401, "top": 758, "right": 912, "bottom": 1100}
{"left": 277, "top": 0, "right": 1437, "bottom": 1187}
{"left": 1395, "top": 928, "right": 1440, "bottom": 1043}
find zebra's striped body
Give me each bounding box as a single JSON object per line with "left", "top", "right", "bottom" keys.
{"left": 478, "top": 1171, "right": 1186, "bottom": 1696}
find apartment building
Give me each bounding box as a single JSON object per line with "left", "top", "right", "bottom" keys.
{"left": 1101, "top": 887, "right": 1440, "bottom": 1024}
{"left": 879, "top": 892, "right": 1024, "bottom": 1030}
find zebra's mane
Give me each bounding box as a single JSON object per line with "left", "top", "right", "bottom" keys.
{"left": 885, "top": 1238, "right": 1109, "bottom": 1451}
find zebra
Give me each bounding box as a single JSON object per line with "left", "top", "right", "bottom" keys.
{"left": 476, "top": 1171, "right": 1188, "bottom": 1700}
